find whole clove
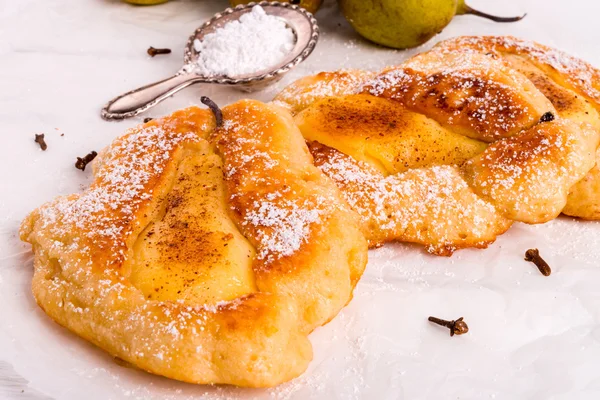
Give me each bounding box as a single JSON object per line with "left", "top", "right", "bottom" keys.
{"left": 540, "top": 111, "right": 555, "bottom": 123}
{"left": 524, "top": 248, "right": 551, "bottom": 276}
{"left": 428, "top": 316, "right": 469, "bottom": 337}
{"left": 143, "top": 117, "right": 153, "bottom": 123}
{"left": 147, "top": 46, "right": 172, "bottom": 57}
{"left": 201, "top": 96, "right": 223, "bottom": 127}
{"left": 75, "top": 151, "right": 98, "bottom": 171}
{"left": 34, "top": 134, "right": 47, "bottom": 151}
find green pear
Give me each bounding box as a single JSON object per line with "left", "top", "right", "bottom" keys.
{"left": 338, "top": 0, "right": 525, "bottom": 49}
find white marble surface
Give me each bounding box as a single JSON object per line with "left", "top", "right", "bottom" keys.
{"left": 1, "top": 0, "right": 600, "bottom": 399}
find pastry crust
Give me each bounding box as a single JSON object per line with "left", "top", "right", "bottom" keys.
{"left": 364, "top": 50, "right": 554, "bottom": 142}
{"left": 433, "top": 37, "right": 600, "bottom": 220}
{"left": 309, "top": 141, "right": 512, "bottom": 255}
{"left": 431, "top": 36, "right": 600, "bottom": 109}
{"left": 276, "top": 36, "right": 600, "bottom": 254}
{"left": 20, "top": 100, "right": 367, "bottom": 387}
{"left": 272, "top": 69, "right": 375, "bottom": 115}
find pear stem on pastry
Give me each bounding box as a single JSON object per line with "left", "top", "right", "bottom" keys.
{"left": 201, "top": 96, "right": 223, "bottom": 127}
{"left": 457, "top": 2, "right": 526, "bottom": 23}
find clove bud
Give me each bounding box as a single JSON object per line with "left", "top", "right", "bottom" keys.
{"left": 147, "top": 46, "right": 171, "bottom": 57}
{"left": 34, "top": 134, "right": 47, "bottom": 151}
{"left": 75, "top": 151, "right": 98, "bottom": 171}
{"left": 428, "top": 316, "right": 469, "bottom": 337}
{"left": 539, "top": 111, "right": 555, "bottom": 123}
{"left": 524, "top": 248, "right": 551, "bottom": 276}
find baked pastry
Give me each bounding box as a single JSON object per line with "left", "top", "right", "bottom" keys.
{"left": 272, "top": 69, "right": 375, "bottom": 115}
{"left": 20, "top": 100, "right": 367, "bottom": 387}
{"left": 274, "top": 36, "right": 600, "bottom": 254}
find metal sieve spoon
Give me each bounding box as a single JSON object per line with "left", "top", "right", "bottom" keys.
{"left": 101, "top": 1, "right": 319, "bottom": 120}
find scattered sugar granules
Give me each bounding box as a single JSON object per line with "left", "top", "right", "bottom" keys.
{"left": 193, "top": 5, "right": 295, "bottom": 77}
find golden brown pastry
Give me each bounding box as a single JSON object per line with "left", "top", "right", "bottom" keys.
{"left": 20, "top": 100, "right": 367, "bottom": 387}
{"left": 275, "top": 36, "right": 600, "bottom": 254}
{"left": 273, "top": 69, "right": 375, "bottom": 115}
{"left": 309, "top": 141, "right": 512, "bottom": 254}
{"left": 431, "top": 36, "right": 600, "bottom": 220}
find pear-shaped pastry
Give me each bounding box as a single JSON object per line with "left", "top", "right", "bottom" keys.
{"left": 20, "top": 100, "right": 367, "bottom": 387}
{"left": 275, "top": 36, "right": 600, "bottom": 254}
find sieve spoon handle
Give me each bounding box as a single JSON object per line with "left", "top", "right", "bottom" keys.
{"left": 101, "top": 73, "right": 205, "bottom": 120}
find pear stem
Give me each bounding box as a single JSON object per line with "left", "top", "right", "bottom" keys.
{"left": 462, "top": 5, "right": 526, "bottom": 23}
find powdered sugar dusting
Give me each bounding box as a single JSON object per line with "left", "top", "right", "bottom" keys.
{"left": 273, "top": 70, "right": 374, "bottom": 115}
{"left": 243, "top": 192, "right": 325, "bottom": 261}
{"left": 436, "top": 36, "right": 600, "bottom": 106}
{"left": 218, "top": 103, "right": 333, "bottom": 263}
{"left": 462, "top": 119, "right": 598, "bottom": 223}
{"left": 29, "top": 122, "right": 201, "bottom": 265}
{"left": 362, "top": 51, "right": 547, "bottom": 141}
{"left": 309, "top": 142, "right": 508, "bottom": 255}
{"left": 193, "top": 5, "right": 295, "bottom": 77}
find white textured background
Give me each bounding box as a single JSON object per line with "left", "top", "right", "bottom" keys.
{"left": 1, "top": 0, "right": 600, "bottom": 399}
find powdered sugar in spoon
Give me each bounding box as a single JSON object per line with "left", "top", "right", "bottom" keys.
{"left": 101, "top": 1, "right": 319, "bottom": 121}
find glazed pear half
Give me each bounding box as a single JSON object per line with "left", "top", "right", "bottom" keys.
{"left": 339, "top": 0, "right": 525, "bottom": 49}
